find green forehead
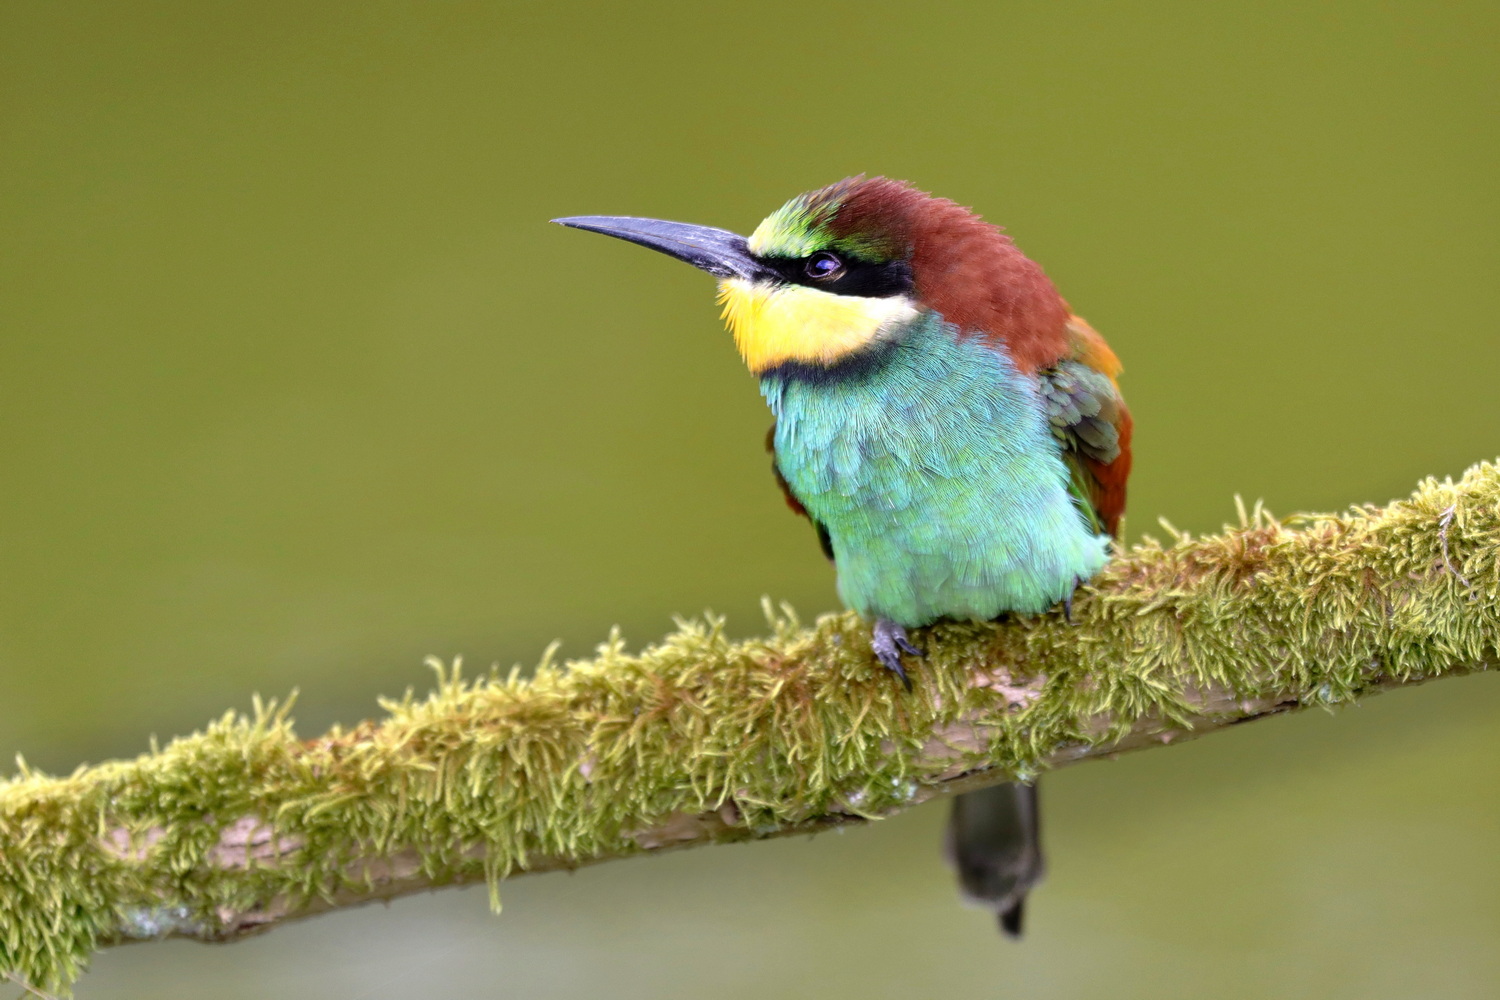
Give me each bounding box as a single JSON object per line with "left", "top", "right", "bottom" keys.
{"left": 747, "top": 191, "right": 895, "bottom": 261}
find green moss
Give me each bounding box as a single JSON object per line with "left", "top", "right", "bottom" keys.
{"left": 3, "top": 462, "right": 1498, "bottom": 994}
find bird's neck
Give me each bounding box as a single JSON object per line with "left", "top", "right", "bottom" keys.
{"left": 757, "top": 310, "right": 968, "bottom": 402}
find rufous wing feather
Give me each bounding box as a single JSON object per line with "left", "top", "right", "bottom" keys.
{"left": 1039, "top": 317, "right": 1132, "bottom": 538}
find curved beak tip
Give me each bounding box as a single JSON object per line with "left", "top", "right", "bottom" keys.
{"left": 548, "top": 214, "right": 765, "bottom": 281}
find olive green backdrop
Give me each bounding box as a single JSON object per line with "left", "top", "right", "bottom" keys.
{"left": 4, "top": 3, "right": 1498, "bottom": 997}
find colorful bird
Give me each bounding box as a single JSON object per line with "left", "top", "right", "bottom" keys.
{"left": 554, "top": 177, "right": 1131, "bottom": 937}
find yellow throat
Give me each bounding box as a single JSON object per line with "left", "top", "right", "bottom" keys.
{"left": 717, "top": 278, "right": 920, "bottom": 374}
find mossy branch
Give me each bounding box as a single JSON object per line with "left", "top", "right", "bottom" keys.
{"left": 4, "top": 463, "right": 1500, "bottom": 994}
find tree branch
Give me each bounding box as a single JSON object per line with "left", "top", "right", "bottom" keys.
{"left": 3, "top": 462, "right": 1498, "bottom": 994}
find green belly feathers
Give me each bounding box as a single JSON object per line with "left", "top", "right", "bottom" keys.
{"left": 762, "top": 312, "right": 1109, "bottom": 626}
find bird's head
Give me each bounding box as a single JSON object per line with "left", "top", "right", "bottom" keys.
{"left": 554, "top": 177, "right": 1069, "bottom": 376}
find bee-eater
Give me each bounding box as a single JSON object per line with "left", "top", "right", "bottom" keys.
{"left": 554, "top": 176, "right": 1132, "bottom": 937}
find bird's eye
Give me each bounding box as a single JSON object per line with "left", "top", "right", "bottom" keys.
{"left": 804, "top": 252, "right": 845, "bottom": 281}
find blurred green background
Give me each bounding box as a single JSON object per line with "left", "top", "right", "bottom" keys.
{"left": 3, "top": 2, "right": 1498, "bottom": 997}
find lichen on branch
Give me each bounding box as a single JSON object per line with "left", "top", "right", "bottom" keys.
{"left": 2, "top": 461, "right": 1498, "bottom": 995}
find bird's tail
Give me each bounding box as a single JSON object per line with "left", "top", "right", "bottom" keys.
{"left": 944, "top": 781, "right": 1045, "bottom": 938}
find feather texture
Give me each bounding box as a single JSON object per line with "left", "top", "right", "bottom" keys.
{"left": 763, "top": 313, "right": 1109, "bottom": 627}
{"left": 1042, "top": 317, "right": 1131, "bottom": 537}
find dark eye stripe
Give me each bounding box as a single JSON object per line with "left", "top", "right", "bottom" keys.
{"left": 755, "top": 254, "right": 914, "bottom": 298}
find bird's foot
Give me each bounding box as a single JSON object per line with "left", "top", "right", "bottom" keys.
{"left": 871, "top": 618, "right": 921, "bottom": 692}
{"left": 1060, "top": 576, "right": 1094, "bottom": 624}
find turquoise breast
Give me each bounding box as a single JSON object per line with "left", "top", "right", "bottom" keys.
{"left": 761, "top": 312, "right": 1109, "bottom": 626}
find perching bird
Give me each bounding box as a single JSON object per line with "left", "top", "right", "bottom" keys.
{"left": 554, "top": 176, "right": 1131, "bottom": 937}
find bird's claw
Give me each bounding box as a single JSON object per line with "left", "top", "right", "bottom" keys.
{"left": 872, "top": 618, "right": 921, "bottom": 691}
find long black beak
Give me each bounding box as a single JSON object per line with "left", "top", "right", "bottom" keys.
{"left": 551, "top": 215, "right": 770, "bottom": 282}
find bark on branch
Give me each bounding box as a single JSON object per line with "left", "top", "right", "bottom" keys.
{"left": 3, "top": 462, "right": 1498, "bottom": 994}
